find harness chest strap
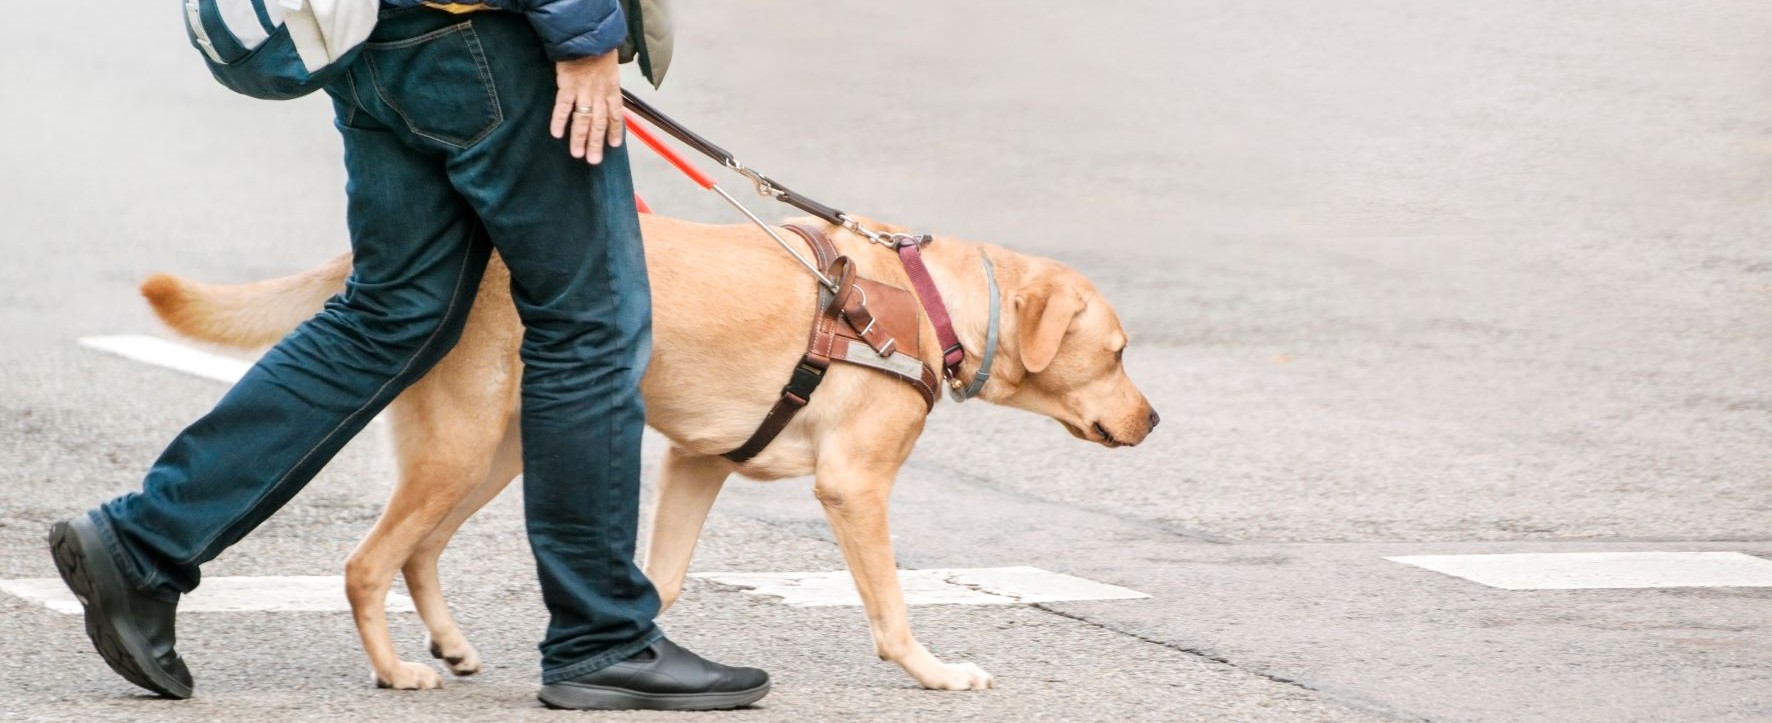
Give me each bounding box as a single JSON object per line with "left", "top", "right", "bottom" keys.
{"left": 894, "top": 236, "right": 966, "bottom": 384}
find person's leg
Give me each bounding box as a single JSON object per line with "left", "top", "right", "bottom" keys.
{"left": 98, "top": 102, "right": 492, "bottom": 598}
{"left": 51, "top": 57, "right": 491, "bottom": 697}
{"left": 435, "top": 14, "right": 661, "bottom": 679}
{"left": 501, "top": 141, "right": 662, "bottom": 679}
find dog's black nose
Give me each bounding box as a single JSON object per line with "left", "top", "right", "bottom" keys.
{"left": 1148, "top": 409, "right": 1161, "bottom": 429}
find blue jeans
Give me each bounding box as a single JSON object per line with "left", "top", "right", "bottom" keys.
{"left": 95, "top": 7, "right": 661, "bottom": 680}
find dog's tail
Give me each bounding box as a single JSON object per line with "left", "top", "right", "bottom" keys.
{"left": 141, "top": 253, "right": 353, "bottom": 349}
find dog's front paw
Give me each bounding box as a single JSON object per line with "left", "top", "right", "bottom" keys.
{"left": 916, "top": 661, "right": 996, "bottom": 691}
{"left": 374, "top": 661, "right": 444, "bottom": 690}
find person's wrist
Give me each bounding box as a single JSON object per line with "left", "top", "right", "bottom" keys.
{"left": 558, "top": 48, "right": 618, "bottom": 70}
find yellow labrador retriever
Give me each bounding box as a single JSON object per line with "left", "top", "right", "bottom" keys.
{"left": 140, "top": 214, "right": 1157, "bottom": 691}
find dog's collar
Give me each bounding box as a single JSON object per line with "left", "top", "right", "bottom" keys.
{"left": 950, "top": 252, "right": 999, "bottom": 403}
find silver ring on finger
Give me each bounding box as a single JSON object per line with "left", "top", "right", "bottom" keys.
{"left": 573, "top": 105, "right": 594, "bottom": 114}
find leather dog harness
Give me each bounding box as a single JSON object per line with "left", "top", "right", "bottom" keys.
{"left": 722, "top": 225, "right": 940, "bottom": 463}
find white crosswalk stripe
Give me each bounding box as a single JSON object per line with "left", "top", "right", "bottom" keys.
{"left": 1386, "top": 552, "right": 1772, "bottom": 590}
{"left": 692, "top": 566, "right": 1149, "bottom": 607}
{"left": 0, "top": 575, "right": 415, "bottom": 613}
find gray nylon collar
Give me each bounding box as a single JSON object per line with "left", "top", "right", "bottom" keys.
{"left": 951, "top": 253, "right": 999, "bottom": 402}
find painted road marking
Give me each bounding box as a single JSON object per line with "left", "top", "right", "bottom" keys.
{"left": 79, "top": 334, "right": 251, "bottom": 384}
{"left": 692, "top": 566, "right": 1149, "bottom": 607}
{"left": 0, "top": 576, "right": 414, "bottom": 614}
{"left": 1386, "top": 551, "right": 1772, "bottom": 590}
{"left": 78, "top": 335, "right": 397, "bottom": 429}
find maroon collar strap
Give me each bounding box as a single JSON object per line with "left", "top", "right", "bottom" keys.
{"left": 893, "top": 235, "right": 966, "bottom": 384}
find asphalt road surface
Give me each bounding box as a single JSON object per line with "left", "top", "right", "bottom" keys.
{"left": 3, "top": 2, "right": 1770, "bottom": 721}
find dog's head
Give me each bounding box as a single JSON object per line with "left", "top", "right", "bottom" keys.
{"left": 822, "top": 216, "right": 1157, "bottom": 447}
{"left": 992, "top": 258, "right": 1158, "bottom": 448}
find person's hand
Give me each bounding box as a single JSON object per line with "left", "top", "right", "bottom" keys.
{"left": 550, "top": 49, "right": 623, "bottom": 164}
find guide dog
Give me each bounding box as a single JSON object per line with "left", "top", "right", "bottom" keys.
{"left": 140, "top": 214, "right": 1157, "bottom": 691}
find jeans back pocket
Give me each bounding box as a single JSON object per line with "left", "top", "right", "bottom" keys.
{"left": 362, "top": 22, "right": 503, "bottom": 149}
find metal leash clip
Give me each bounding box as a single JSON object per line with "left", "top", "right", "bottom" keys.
{"left": 839, "top": 215, "right": 893, "bottom": 247}
{"left": 725, "top": 159, "right": 784, "bottom": 199}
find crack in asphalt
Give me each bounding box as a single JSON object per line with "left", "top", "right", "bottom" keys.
{"left": 941, "top": 574, "right": 1024, "bottom": 602}
{"left": 1029, "top": 603, "right": 1434, "bottom": 723}
{"left": 902, "top": 458, "right": 1238, "bottom": 545}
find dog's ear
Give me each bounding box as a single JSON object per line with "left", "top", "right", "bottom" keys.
{"left": 1015, "top": 281, "right": 1084, "bottom": 374}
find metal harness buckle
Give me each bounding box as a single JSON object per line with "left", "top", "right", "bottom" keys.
{"left": 890, "top": 233, "right": 933, "bottom": 249}
{"left": 783, "top": 361, "right": 825, "bottom": 405}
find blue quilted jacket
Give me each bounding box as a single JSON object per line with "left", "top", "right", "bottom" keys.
{"left": 381, "top": 0, "right": 668, "bottom": 81}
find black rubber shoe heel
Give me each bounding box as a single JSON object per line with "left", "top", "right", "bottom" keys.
{"left": 48, "top": 517, "right": 194, "bottom": 699}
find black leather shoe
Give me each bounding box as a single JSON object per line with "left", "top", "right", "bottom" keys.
{"left": 538, "top": 638, "right": 769, "bottom": 711}
{"left": 48, "top": 514, "right": 194, "bottom": 699}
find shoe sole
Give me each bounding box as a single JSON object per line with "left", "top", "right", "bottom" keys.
{"left": 48, "top": 518, "right": 193, "bottom": 699}
{"left": 538, "top": 681, "right": 771, "bottom": 711}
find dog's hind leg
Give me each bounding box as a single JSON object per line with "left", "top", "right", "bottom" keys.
{"left": 813, "top": 442, "right": 996, "bottom": 691}
{"left": 345, "top": 391, "right": 503, "bottom": 690}
{"left": 642, "top": 445, "right": 730, "bottom": 613}
{"left": 402, "top": 420, "right": 522, "bottom": 677}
